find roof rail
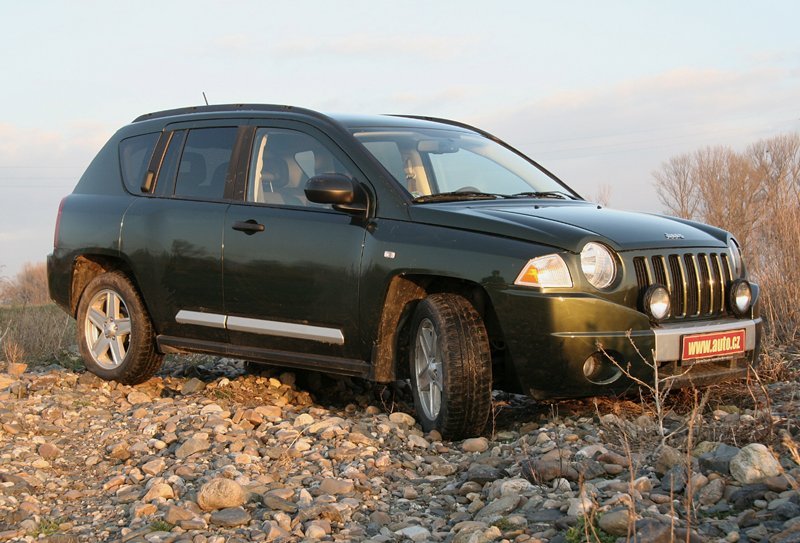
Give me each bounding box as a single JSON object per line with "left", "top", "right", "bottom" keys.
{"left": 132, "top": 103, "right": 331, "bottom": 123}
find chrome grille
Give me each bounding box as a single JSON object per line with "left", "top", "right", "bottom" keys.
{"left": 633, "top": 252, "right": 732, "bottom": 319}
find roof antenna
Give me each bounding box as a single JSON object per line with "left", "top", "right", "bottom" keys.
{"left": 202, "top": 92, "right": 209, "bottom": 106}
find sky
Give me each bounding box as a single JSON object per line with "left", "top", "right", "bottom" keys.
{"left": 1, "top": 1, "right": 799, "bottom": 277}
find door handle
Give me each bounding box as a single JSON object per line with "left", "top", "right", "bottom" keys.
{"left": 232, "top": 220, "right": 265, "bottom": 235}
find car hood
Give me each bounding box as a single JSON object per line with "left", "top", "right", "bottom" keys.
{"left": 408, "top": 200, "right": 729, "bottom": 253}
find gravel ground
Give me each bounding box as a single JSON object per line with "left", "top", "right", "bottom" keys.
{"left": 0, "top": 355, "right": 798, "bottom": 543}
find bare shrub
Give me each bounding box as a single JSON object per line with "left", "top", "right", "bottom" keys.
{"left": 0, "top": 262, "right": 50, "bottom": 306}
{"left": 2, "top": 338, "right": 26, "bottom": 366}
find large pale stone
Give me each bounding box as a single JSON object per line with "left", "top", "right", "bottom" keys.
{"left": 197, "top": 478, "right": 246, "bottom": 511}
{"left": 462, "top": 437, "right": 490, "bottom": 453}
{"left": 730, "top": 443, "right": 782, "bottom": 484}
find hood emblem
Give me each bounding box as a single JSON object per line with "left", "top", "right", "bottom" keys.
{"left": 664, "top": 233, "right": 685, "bottom": 240}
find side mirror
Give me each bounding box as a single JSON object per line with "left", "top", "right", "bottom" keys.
{"left": 305, "top": 174, "right": 367, "bottom": 214}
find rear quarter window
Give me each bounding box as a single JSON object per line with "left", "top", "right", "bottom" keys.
{"left": 119, "top": 133, "right": 159, "bottom": 194}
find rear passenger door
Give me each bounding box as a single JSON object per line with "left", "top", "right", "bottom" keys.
{"left": 121, "top": 122, "right": 242, "bottom": 341}
{"left": 223, "top": 123, "right": 369, "bottom": 361}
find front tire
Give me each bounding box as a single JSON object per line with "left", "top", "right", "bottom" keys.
{"left": 409, "top": 294, "right": 492, "bottom": 439}
{"left": 76, "top": 271, "right": 163, "bottom": 384}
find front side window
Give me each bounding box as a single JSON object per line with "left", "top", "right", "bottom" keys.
{"left": 352, "top": 127, "right": 573, "bottom": 201}
{"left": 247, "top": 128, "right": 352, "bottom": 207}
{"left": 119, "top": 133, "right": 159, "bottom": 193}
{"left": 174, "top": 127, "right": 238, "bottom": 199}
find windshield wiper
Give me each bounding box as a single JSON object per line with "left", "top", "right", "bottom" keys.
{"left": 412, "top": 191, "right": 506, "bottom": 203}
{"left": 508, "top": 191, "right": 574, "bottom": 200}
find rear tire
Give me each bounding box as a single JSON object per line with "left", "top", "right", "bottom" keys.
{"left": 76, "top": 271, "right": 163, "bottom": 384}
{"left": 408, "top": 293, "right": 492, "bottom": 439}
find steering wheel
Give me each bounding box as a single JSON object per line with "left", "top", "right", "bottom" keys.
{"left": 455, "top": 186, "right": 481, "bottom": 193}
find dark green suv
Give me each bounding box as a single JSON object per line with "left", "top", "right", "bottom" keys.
{"left": 48, "top": 104, "right": 762, "bottom": 438}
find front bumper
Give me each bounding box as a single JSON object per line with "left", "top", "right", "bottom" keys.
{"left": 491, "top": 288, "right": 762, "bottom": 400}
{"left": 652, "top": 318, "right": 759, "bottom": 362}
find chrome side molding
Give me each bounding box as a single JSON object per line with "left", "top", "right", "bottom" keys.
{"left": 175, "top": 310, "right": 344, "bottom": 345}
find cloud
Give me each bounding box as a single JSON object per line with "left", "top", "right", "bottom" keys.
{"left": 476, "top": 65, "right": 800, "bottom": 211}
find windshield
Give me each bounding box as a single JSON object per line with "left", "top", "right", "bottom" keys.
{"left": 352, "top": 127, "right": 578, "bottom": 202}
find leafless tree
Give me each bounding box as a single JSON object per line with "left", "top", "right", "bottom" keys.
{"left": 594, "top": 183, "right": 613, "bottom": 207}
{"left": 653, "top": 153, "right": 699, "bottom": 219}
{"left": 692, "top": 146, "right": 762, "bottom": 249}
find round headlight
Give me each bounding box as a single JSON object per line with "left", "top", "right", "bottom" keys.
{"left": 644, "top": 285, "right": 671, "bottom": 321}
{"left": 729, "top": 279, "right": 752, "bottom": 317}
{"left": 580, "top": 242, "right": 617, "bottom": 289}
{"left": 728, "top": 238, "right": 742, "bottom": 277}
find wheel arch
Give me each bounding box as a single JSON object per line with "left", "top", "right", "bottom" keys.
{"left": 69, "top": 254, "right": 143, "bottom": 317}
{"left": 371, "top": 273, "right": 514, "bottom": 388}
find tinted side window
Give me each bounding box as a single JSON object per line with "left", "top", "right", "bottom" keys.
{"left": 174, "top": 128, "right": 238, "bottom": 199}
{"left": 247, "top": 128, "right": 352, "bottom": 207}
{"left": 119, "top": 133, "right": 159, "bottom": 193}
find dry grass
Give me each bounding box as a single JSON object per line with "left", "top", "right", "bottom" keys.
{"left": 0, "top": 303, "right": 75, "bottom": 368}
{"left": 752, "top": 204, "right": 800, "bottom": 347}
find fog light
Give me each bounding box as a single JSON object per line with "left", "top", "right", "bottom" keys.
{"left": 582, "top": 352, "right": 623, "bottom": 385}
{"left": 643, "top": 285, "right": 671, "bottom": 322}
{"left": 729, "top": 279, "right": 752, "bottom": 317}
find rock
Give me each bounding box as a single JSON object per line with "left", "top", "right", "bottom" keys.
{"left": 389, "top": 412, "right": 416, "bottom": 426}
{"left": 698, "top": 477, "right": 725, "bottom": 505}
{"left": 294, "top": 413, "right": 314, "bottom": 426}
{"left": 764, "top": 474, "right": 793, "bottom": 492}
{"left": 521, "top": 459, "right": 579, "bottom": 483}
{"left": 181, "top": 377, "right": 206, "bottom": 394}
{"left": 402, "top": 486, "right": 418, "bottom": 499}
{"left": 654, "top": 445, "right": 684, "bottom": 475}
{"left": 262, "top": 494, "right": 298, "bottom": 513}
{"left": 567, "top": 495, "right": 594, "bottom": 517}
{"left": 466, "top": 464, "right": 505, "bottom": 484}
{"left": 175, "top": 437, "right": 210, "bottom": 458}
{"left": 394, "top": 525, "right": 431, "bottom": 541}
{"left": 37, "top": 442, "right": 60, "bottom": 460}
{"left": 729, "top": 484, "right": 769, "bottom": 510}
{"left": 475, "top": 494, "right": 521, "bottom": 520}
{"left": 200, "top": 403, "right": 223, "bottom": 415}
{"left": 142, "top": 482, "right": 174, "bottom": 501}
{"left": 407, "top": 434, "right": 429, "bottom": 448}
{"left": 141, "top": 458, "right": 166, "bottom": 476}
{"left": 127, "top": 390, "right": 151, "bottom": 404}
{"left": 197, "top": 478, "right": 246, "bottom": 511}
{"left": 773, "top": 501, "right": 800, "bottom": 520}
{"left": 318, "top": 478, "right": 354, "bottom": 495}
{"left": 463, "top": 437, "right": 490, "bottom": 453}
{"left": 698, "top": 443, "right": 741, "bottom": 475}
{"left": 165, "top": 505, "right": 195, "bottom": 524}
{"left": 107, "top": 441, "right": 131, "bottom": 460}
{"left": 661, "top": 465, "right": 687, "bottom": 493}
{"left": 635, "top": 518, "right": 704, "bottom": 543}
{"left": 494, "top": 477, "right": 534, "bottom": 498}
{"left": 209, "top": 506, "right": 251, "bottom": 527}
{"left": 730, "top": 443, "right": 782, "bottom": 484}
{"left": 296, "top": 504, "right": 344, "bottom": 523}
{"left": 598, "top": 507, "right": 633, "bottom": 536}
{"left": 305, "top": 523, "right": 327, "bottom": 539}
{"left": 370, "top": 511, "right": 392, "bottom": 526}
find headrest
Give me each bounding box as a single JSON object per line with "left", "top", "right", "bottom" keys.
{"left": 261, "top": 157, "right": 290, "bottom": 188}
